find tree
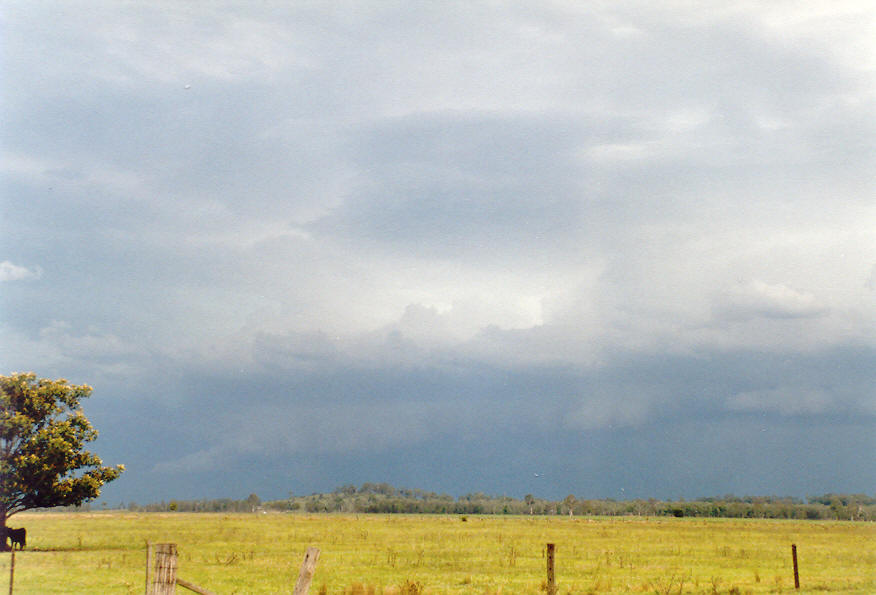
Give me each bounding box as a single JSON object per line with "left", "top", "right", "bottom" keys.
{"left": 563, "top": 494, "right": 577, "bottom": 517}
{"left": 1, "top": 373, "right": 123, "bottom": 543}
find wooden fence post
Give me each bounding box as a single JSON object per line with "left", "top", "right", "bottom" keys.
{"left": 176, "top": 578, "right": 217, "bottom": 595}
{"left": 145, "top": 542, "right": 152, "bottom": 595}
{"left": 546, "top": 543, "right": 556, "bottom": 595}
{"left": 149, "top": 543, "right": 178, "bottom": 595}
{"left": 292, "top": 547, "right": 320, "bottom": 595}
{"left": 791, "top": 544, "right": 799, "bottom": 589}
{"left": 8, "top": 549, "right": 14, "bottom": 595}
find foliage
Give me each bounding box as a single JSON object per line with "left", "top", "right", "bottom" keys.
{"left": 0, "top": 372, "right": 123, "bottom": 529}
{"left": 117, "top": 484, "right": 876, "bottom": 521}
{"left": 250, "top": 485, "right": 875, "bottom": 521}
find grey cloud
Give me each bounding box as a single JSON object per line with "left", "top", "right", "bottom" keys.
{"left": 565, "top": 391, "right": 654, "bottom": 430}
{"left": 244, "top": 323, "right": 876, "bottom": 422}
{"left": 3, "top": 2, "right": 874, "bottom": 502}
{"left": 252, "top": 330, "right": 339, "bottom": 371}
{"left": 726, "top": 387, "right": 833, "bottom": 416}
{"left": 101, "top": 342, "right": 875, "bottom": 500}
{"left": 313, "top": 112, "right": 596, "bottom": 258}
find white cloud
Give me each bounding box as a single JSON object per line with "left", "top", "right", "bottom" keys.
{"left": 38, "top": 320, "right": 139, "bottom": 360}
{"left": 586, "top": 141, "right": 656, "bottom": 162}
{"left": 0, "top": 261, "right": 42, "bottom": 282}
{"left": 867, "top": 263, "right": 876, "bottom": 290}
{"left": 715, "top": 280, "right": 829, "bottom": 321}
{"left": 390, "top": 296, "right": 545, "bottom": 346}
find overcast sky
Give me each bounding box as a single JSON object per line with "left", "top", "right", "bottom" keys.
{"left": 2, "top": 1, "right": 874, "bottom": 504}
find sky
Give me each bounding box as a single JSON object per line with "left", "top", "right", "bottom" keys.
{"left": 1, "top": 1, "right": 874, "bottom": 505}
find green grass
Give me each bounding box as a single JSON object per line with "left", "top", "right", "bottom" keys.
{"left": 1, "top": 512, "right": 873, "bottom": 593}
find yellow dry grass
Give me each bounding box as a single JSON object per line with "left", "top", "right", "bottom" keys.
{"left": 1, "top": 512, "right": 873, "bottom": 594}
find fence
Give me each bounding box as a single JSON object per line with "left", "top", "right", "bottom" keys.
{"left": 5, "top": 540, "right": 804, "bottom": 593}
{"left": 145, "top": 542, "right": 800, "bottom": 594}
{"left": 145, "top": 543, "right": 319, "bottom": 595}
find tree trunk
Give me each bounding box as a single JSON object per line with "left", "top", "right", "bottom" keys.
{"left": 1, "top": 509, "right": 8, "bottom": 552}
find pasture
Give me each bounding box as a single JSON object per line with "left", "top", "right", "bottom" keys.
{"left": 1, "top": 512, "right": 873, "bottom": 594}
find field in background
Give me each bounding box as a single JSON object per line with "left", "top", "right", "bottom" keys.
{"left": 1, "top": 512, "right": 873, "bottom": 594}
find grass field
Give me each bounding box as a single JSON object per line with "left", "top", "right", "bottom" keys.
{"left": 1, "top": 512, "right": 873, "bottom": 594}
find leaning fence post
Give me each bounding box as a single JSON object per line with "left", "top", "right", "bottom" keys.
{"left": 292, "top": 547, "right": 320, "bottom": 595}
{"left": 149, "top": 543, "right": 178, "bottom": 595}
{"left": 791, "top": 544, "right": 800, "bottom": 589}
{"left": 546, "top": 543, "right": 556, "bottom": 595}
{"left": 176, "top": 577, "right": 217, "bottom": 595}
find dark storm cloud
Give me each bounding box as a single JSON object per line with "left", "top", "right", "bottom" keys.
{"left": 90, "top": 341, "right": 875, "bottom": 500}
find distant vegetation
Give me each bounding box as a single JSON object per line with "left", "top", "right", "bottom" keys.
{"left": 72, "top": 484, "right": 875, "bottom": 520}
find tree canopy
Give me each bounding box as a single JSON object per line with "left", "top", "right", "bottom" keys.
{"left": 1, "top": 373, "right": 123, "bottom": 533}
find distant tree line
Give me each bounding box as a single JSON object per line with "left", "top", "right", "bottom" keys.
{"left": 86, "top": 486, "right": 874, "bottom": 520}
{"left": 57, "top": 493, "right": 264, "bottom": 514}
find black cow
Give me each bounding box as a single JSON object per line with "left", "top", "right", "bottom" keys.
{"left": 4, "top": 527, "right": 26, "bottom": 550}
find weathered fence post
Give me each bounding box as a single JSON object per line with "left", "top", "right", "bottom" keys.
{"left": 791, "top": 544, "right": 800, "bottom": 589}
{"left": 145, "top": 542, "right": 152, "bottom": 595}
{"left": 546, "top": 543, "right": 556, "bottom": 595}
{"left": 8, "top": 549, "right": 14, "bottom": 595}
{"left": 292, "top": 547, "right": 320, "bottom": 595}
{"left": 149, "top": 543, "right": 178, "bottom": 595}
{"left": 176, "top": 578, "right": 217, "bottom": 595}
